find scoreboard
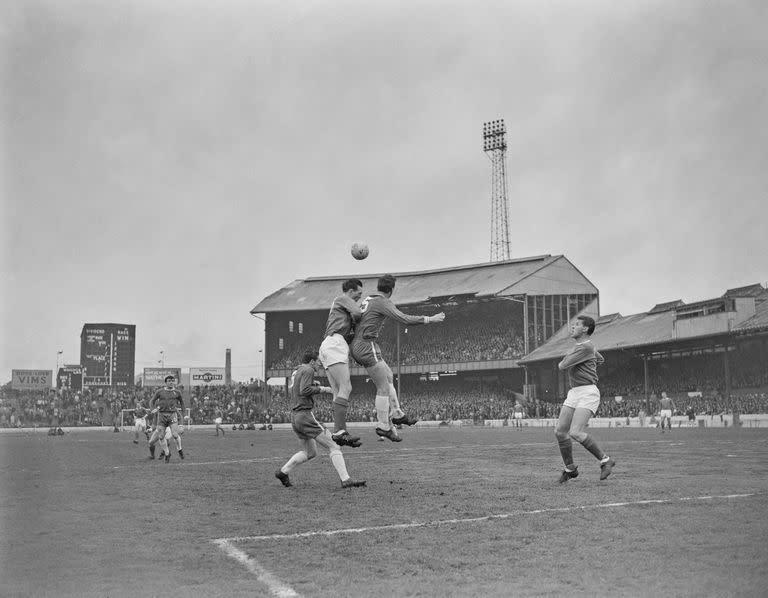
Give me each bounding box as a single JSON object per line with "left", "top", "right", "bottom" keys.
{"left": 80, "top": 323, "right": 136, "bottom": 387}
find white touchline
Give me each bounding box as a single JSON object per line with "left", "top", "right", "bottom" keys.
{"left": 217, "top": 493, "right": 759, "bottom": 543}
{"left": 213, "top": 539, "right": 302, "bottom": 598}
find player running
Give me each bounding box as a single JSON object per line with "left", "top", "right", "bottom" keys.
{"left": 275, "top": 349, "right": 366, "bottom": 489}
{"left": 132, "top": 396, "right": 151, "bottom": 444}
{"left": 350, "top": 274, "right": 445, "bottom": 442}
{"left": 148, "top": 375, "right": 185, "bottom": 463}
{"left": 554, "top": 315, "right": 615, "bottom": 483}
{"left": 659, "top": 392, "right": 675, "bottom": 433}
{"left": 318, "top": 278, "right": 364, "bottom": 448}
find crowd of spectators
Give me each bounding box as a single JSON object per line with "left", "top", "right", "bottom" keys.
{"left": 595, "top": 391, "right": 768, "bottom": 419}
{"left": 599, "top": 350, "right": 768, "bottom": 398}
{"left": 268, "top": 301, "right": 525, "bottom": 370}
{"left": 3, "top": 340, "right": 767, "bottom": 428}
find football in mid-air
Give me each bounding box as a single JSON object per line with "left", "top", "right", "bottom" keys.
{"left": 351, "top": 242, "right": 369, "bottom": 260}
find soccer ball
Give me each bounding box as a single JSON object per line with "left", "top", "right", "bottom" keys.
{"left": 351, "top": 242, "right": 369, "bottom": 260}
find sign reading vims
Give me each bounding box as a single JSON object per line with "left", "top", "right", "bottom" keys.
{"left": 12, "top": 369, "right": 53, "bottom": 390}
{"left": 189, "top": 367, "right": 226, "bottom": 386}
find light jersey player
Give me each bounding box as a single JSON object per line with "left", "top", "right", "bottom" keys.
{"left": 148, "top": 375, "right": 185, "bottom": 463}
{"left": 512, "top": 402, "right": 525, "bottom": 428}
{"left": 275, "top": 349, "right": 366, "bottom": 489}
{"left": 554, "top": 315, "right": 615, "bottom": 483}
{"left": 350, "top": 274, "right": 445, "bottom": 442}
{"left": 214, "top": 407, "right": 225, "bottom": 437}
{"left": 318, "top": 278, "right": 364, "bottom": 448}
{"left": 132, "top": 397, "right": 151, "bottom": 444}
{"left": 659, "top": 392, "right": 676, "bottom": 433}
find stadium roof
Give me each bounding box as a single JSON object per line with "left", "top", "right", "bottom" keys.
{"left": 519, "top": 310, "right": 678, "bottom": 364}
{"left": 734, "top": 297, "right": 768, "bottom": 332}
{"left": 521, "top": 282, "right": 768, "bottom": 363}
{"left": 649, "top": 300, "right": 684, "bottom": 314}
{"left": 251, "top": 254, "right": 598, "bottom": 314}
{"left": 723, "top": 283, "right": 767, "bottom": 299}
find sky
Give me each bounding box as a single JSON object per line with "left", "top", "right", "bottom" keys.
{"left": 1, "top": 0, "right": 766, "bottom": 383}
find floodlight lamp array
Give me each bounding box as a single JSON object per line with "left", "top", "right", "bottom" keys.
{"left": 482, "top": 119, "right": 507, "bottom": 151}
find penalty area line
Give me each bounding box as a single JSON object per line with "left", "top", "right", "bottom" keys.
{"left": 218, "top": 493, "right": 760, "bottom": 543}
{"left": 213, "top": 538, "right": 302, "bottom": 598}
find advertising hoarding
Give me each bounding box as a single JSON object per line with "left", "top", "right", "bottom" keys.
{"left": 12, "top": 369, "right": 53, "bottom": 390}
{"left": 189, "top": 367, "right": 226, "bottom": 386}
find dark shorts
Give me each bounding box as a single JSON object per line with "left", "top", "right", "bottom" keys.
{"left": 350, "top": 339, "right": 383, "bottom": 368}
{"left": 157, "top": 412, "right": 178, "bottom": 428}
{"left": 291, "top": 410, "right": 323, "bottom": 440}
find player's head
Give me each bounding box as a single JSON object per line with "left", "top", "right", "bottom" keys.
{"left": 342, "top": 278, "right": 363, "bottom": 301}
{"left": 164, "top": 375, "right": 176, "bottom": 386}
{"left": 572, "top": 315, "right": 596, "bottom": 337}
{"left": 661, "top": 391, "right": 667, "bottom": 398}
{"left": 301, "top": 349, "right": 319, "bottom": 364}
{"left": 377, "top": 274, "right": 396, "bottom": 296}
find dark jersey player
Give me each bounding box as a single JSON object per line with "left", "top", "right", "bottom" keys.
{"left": 318, "top": 278, "right": 363, "bottom": 448}
{"left": 350, "top": 274, "right": 445, "bottom": 442}
{"left": 554, "top": 315, "right": 615, "bottom": 483}
{"left": 148, "top": 375, "right": 185, "bottom": 462}
{"left": 275, "top": 349, "right": 365, "bottom": 489}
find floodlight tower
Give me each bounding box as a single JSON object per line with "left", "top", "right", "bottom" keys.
{"left": 483, "top": 119, "right": 511, "bottom": 262}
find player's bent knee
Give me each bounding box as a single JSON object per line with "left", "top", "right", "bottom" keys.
{"left": 569, "top": 430, "right": 586, "bottom": 443}
{"left": 305, "top": 449, "right": 317, "bottom": 460}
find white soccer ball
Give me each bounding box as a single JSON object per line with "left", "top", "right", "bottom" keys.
{"left": 351, "top": 242, "right": 369, "bottom": 260}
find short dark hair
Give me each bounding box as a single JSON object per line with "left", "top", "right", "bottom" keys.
{"left": 577, "top": 315, "right": 596, "bottom": 335}
{"left": 342, "top": 278, "right": 363, "bottom": 292}
{"left": 302, "top": 349, "right": 319, "bottom": 364}
{"left": 377, "top": 274, "right": 396, "bottom": 294}
{"left": 164, "top": 375, "right": 175, "bottom": 382}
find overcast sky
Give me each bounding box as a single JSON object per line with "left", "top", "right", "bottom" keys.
{"left": 2, "top": 0, "right": 766, "bottom": 383}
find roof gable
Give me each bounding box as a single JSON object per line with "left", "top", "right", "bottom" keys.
{"left": 251, "top": 255, "right": 582, "bottom": 313}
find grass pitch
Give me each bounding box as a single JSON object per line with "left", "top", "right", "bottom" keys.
{"left": 1, "top": 425, "right": 767, "bottom": 597}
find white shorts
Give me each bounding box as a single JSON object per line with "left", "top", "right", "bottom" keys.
{"left": 514, "top": 412, "right": 523, "bottom": 420}
{"left": 563, "top": 384, "right": 601, "bottom": 414}
{"left": 134, "top": 417, "right": 147, "bottom": 431}
{"left": 660, "top": 409, "right": 673, "bottom": 419}
{"left": 214, "top": 417, "right": 222, "bottom": 425}
{"left": 319, "top": 333, "right": 350, "bottom": 368}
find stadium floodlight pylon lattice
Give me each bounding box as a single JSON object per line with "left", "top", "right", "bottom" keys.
{"left": 483, "top": 119, "right": 511, "bottom": 262}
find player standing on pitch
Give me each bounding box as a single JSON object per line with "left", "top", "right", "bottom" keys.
{"left": 350, "top": 274, "right": 445, "bottom": 442}
{"left": 148, "top": 375, "right": 185, "bottom": 462}
{"left": 554, "top": 315, "right": 615, "bottom": 483}
{"left": 132, "top": 396, "right": 151, "bottom": 444}
{"left": 659, "top": 391, "right": 675, "bottom": 433}
{"left": 318, "top": 278, "right": 364, "bottom": 448}
{"left": 275, "top": 349, "right": 366, "bottom": 489}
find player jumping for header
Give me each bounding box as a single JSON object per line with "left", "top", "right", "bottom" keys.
{"left": 554, "top": 315, "right": 615, "bottom": 483}
{"left": 319, "top": 278, "right": 364, "bottom": 448}
{"left": 350, "top": 274, "right": 445, "bottom": 442}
